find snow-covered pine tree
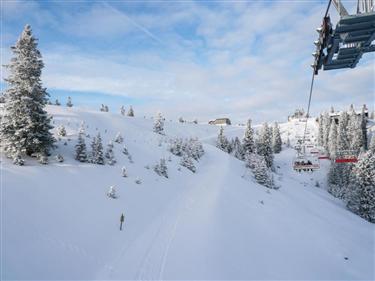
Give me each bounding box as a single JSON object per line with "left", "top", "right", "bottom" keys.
{"left": 233, "top": 137, "right": 245, "bottom": 160}
{"left": 0, "top": 25, "right": 55, "bottom": 163}
{"left": 91, "top": 133, "right": 104, "bottom": 164}
{"left": 169, "top": 138, "right": 183, "bottom": 156}
{"left": 107, "top": 186, "right": 117, "bottom": 199}
{"left": 328, "top": 111, "right": 351, "bottom": 198}
{"left": 114, "top": 132, "right": 123, "bottom": 144}
{"left": 127, "top": 106, "right": 134, "bottom": 117}
{"left": 121, "top": 166, "right": 127, "bottom": 177}
{"left": 104, "top": 105, "right": 109, "bottom": 112}
{"left": 322, "top": 112, "right": 331, "bottom": 153}
{"left": 153, "top": 112, "right": 164, "bottom": 134}
{"left": 57, "top": 125, "right": 67, "bottom": 137}
{"left": 328, "top": 120, "right": 338, "bottom": 159}
{"left": 180, "top": 153, "right": 196, "bottom": 173}
{"left": 55, "top": 99, "right": 61, "bottom": 106}
{"left": 216, "top": 126, "right": 230, "bottom": 153}
{"left": 346, "top": 137, "right": 375, "bottom": 222}
{"left": 120, "top": 106, "right": 126, "bottom": 116}
{"left": 105, "top": 141, "right": 116, "bottom": 165}
{"left": 361, "top": 104, "right": 368, "bottom": 151}
{"left": 317, "top": 114, "right": 324, "bottom": 147}
{"left": 257, "top": 123, "right": 274, "bottom": 168}
{"left": 349, "top": 114, "right": 363, "bottom": 156}
{"left": 272, "top": 122, "right": 282, "bottom": 154}
{"left": 154, "top": 158, "right": 168, "bottom": 178}
{"left": 243, "top": 119, "right": 255, "bottom": 155}
{"left": 66, "top": 96, "right": 73, "bottom": 107}
{"left": 252, "top": 154, "right": 273, "bottom": 188}
{"left": 122, "top": 145, "right": 129, "bottom": 156}
{"left": 100, "top": 104, "right": 105, "bottom": 112}
{"left": 75, "top": 131, "right": 88, "bottom": 162}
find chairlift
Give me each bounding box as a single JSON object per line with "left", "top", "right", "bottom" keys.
{"left": 312, "top": 0, "right": 375, "bottom": 74}
{"left": 334, "top": 150, "right": 358, "bottom": 163}
{"left": 293, "top": 154, "right": 320, "bottom": 172}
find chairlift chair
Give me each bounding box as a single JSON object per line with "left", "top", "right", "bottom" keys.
{"left": 334, "top": 150, "right": 358, "bottom": 163}
{"left": 312, "top": 0, "right": 375, "bottom": 74}
{"left": 293, "top": 154, "right": 320, "bottom": 172}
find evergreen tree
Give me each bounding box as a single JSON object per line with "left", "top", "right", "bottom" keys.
{"left": 120, "top": 106, "right": 126, "bottom": 116}
{"left": 233, "top": 137, "right": 245, "bottom": 160}
{"left": 66, "top": 96, "right": 73, "bottom": 107}
{"left": 107, "top": 186, "right": 117, "bottom": 199}
{"left": 154, "top": 158, "right": 168, "bottom": 178}
{"left": 180, "top": 154, "right": 196, "bottom": 173}
{"left": 114, "top": 132, "right": 123, "bottom": 144}
{"left": 153, "top": 112, "right": 164, "bottom": 134}
{"left": 257, "top": 123, "right": 274, "bottom": 168}
{"left": 216, "top": 126, "right": 230, "bottom": 153}
{"left": 349, "top": 114, "right": 363, "bottom": 156}
{"left": 272, "top": 122, "right": 282, "bottom": 154}
{"left": 347, "top": 138, "right": 375, "bottom": 222}
{"left": 328, "top": 120, "right": 338, "bottom": 159}
{"left": 105, "top": 141, "right": 116, "bottom": 165}
{"left": 57, "top": 125, "right": 67, "bottom": 137}
{"left": 75, "top": 131, "right": 88, "bottom": 162}
{"left": 328, "top": 111, "right": 351, "bottom": 198}
{"left": 127, "top": 106, "right": 134, "bottom": 117}
{"left": 322, "top": 112, "right": 331, "bottom": 153}
{"left": 251, "top": 154, "right": 273, "bottom": 188}
{"left": 121, "top": 166, "right": 127, "bottom": 177}
{"left": 0, "top": 25, "right": 55, "bottom": 162}
{"left": 317, "top": 114, "right": 324, "bottom": 147}
{"left": 55, "top": 99, "right": 60, "bottom": 106}
{"left": 243, "top": 119, "right": 255, "bottom": 155}
{"left": 361, "top": 105, "right": 368, "bottom": 151}
{"left": 91, "top": 133, "right": 104, "bottom": 164}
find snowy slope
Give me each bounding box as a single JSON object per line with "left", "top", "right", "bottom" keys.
{"left": 2, "top": 106, "right": 374, "bottom": 280}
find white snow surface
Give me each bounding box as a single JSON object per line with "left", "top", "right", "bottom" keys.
{"left": 2, "top": 106, "right": 374, "bottom": 280}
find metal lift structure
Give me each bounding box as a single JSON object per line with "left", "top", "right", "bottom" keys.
{"left": 312, "top": 0, "right": 375, "bottom": 74}
{"left": 293, "top": 0, "right": 373, "bottom": 172}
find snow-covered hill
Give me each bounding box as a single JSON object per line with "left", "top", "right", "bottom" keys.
{"left": 2, "top": 106, "right": 374, "bottom": 280}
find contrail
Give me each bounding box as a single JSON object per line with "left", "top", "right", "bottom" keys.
{"left": 103, "top": 3, "right": 164, "bottom": 45}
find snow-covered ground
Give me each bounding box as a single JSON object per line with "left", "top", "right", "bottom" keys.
{"left": 2, "top": 106, "right": 374, "bottom": 280}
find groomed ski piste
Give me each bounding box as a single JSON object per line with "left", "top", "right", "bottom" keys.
{"left": 2, "top": 105, "right": 374, "bottom": 280}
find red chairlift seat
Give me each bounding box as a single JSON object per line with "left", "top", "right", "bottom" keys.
{"left": 334, "top": 150, "right": 358, "bottom": 163}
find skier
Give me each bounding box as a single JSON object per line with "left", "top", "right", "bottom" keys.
{"left": 120, "top": 213, "right": 125, "bottom": 231}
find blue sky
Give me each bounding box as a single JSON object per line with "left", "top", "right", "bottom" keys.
{"left": 1, "top": 0, "right": 374, "bottom": 123}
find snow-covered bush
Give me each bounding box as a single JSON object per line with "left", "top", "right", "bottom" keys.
{"left": 57, "top": 125, "right": 67, "bottom": 137}
{"left": 55, "top": 154, "right": 64, "bottom": 163}
{"left": 120, "top": 106, "right": 126, "bottom": 116}
{"left": 38, "top": 154, "right": 48, "bottom": 165}
{"left": 154, "top": 158, "right": 168, "bottom": 178}
{"left": 66, "top": 96, "right": 73, "bottom": 107}
{"left": 12, "top": 153, "right": 25, "bottom": 166}
{"left": 107, "top": 186, "right": 117, "bottom": 199}
{"left": 114, "top": 132, "right": 123, "bottom": 144}
{"left": 135, "top": 178, "right": 142, "bottom": 184}
{"left": 122, "top": 145, "right": 129, "bottom": 156}
{"left": 121, "top": 166, "right": 127, "bottom": 177}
